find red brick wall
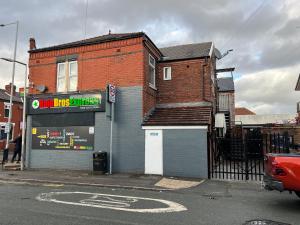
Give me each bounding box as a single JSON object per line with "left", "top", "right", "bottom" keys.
{"left": 29, "top": 37, "right": 145, "bottom": 94}
{"left": 157, "top": 58, "right": 215, "bottom": 104}
{"left": 0, "top": 100, "right": 23, "bottom": 150}
{"left": 28, "top": 36, "right": 217, "bottom": 118}
{"left": 142, "top": 43, "right": 161, "bottom": 116}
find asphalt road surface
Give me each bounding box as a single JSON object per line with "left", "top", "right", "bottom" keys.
{"left": 0, "top": 180, "right": 299, "bottom": 225}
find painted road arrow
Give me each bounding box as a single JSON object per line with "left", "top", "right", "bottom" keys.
{"left": 36, "top": 191, "right": 187, "bottom": 213}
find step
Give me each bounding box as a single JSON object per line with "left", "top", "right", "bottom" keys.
{"left": 3, "top": 163, "right": 21, "bottom": 171}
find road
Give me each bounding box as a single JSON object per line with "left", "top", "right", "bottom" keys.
{"left": 0, "top": 180, "right": 299, "bottom": 225}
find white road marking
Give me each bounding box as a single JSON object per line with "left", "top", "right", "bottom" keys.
{"left": 36, "top": 191, "right": 187, "bottom": 213}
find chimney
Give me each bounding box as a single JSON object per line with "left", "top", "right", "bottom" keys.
{"left": 29, "top": 38, "right": 36, "bottom": 50}
{"left": 5, "top": 83, "right": 16, "bottom": 96}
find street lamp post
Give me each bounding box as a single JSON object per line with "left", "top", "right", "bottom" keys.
{"left": 0, "top": 58, "right": 27, "bottom": 171}
{"left": 0, "top": 21, "right": 19, "bottom": 150}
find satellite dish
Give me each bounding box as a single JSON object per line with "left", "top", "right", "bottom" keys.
{"left": 36, "top": 85, "right": 47, "bottom": 93}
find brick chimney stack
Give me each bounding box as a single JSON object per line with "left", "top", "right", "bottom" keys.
{"left": 29, "top": 38, "right": 36, "bottom": 50}
{"left": 5, "top": 83, "right": 16, "bottom": 96}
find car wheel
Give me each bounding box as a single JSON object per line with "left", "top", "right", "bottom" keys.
{"left": 295, "top": 191, "right": 300, "bottom": 198}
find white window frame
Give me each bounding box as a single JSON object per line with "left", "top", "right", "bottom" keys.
{"left": 57, "top": 62, "right": 67, "bottom": 93}
{"left": 57, "top": 61, "right": 78, "bottom": 93}
{"left": 4, "top": 102, "right": 11, "bottom": 118}
{"left": 68, "top": 61, "right": 78, "bottom": 92}
{"left": 163, "top": 67, "right": 172, "bottom": 80}
{"left": 148, "top": 54, "right": 156, "bottom": 89}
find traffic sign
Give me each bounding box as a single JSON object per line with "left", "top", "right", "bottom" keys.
{"left": 4, "top": 123, "right": 11, "bottom": 134}
{"left": 107, "top": 84, "right": 116, "bottom": 103}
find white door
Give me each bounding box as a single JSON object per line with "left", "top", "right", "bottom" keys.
{"left": 145, "top": 129, "right": 163, "bottom": 175}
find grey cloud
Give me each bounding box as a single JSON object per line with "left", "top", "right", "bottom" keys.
{"left": 0, "top": 0, "right": 299, "bottom": 114}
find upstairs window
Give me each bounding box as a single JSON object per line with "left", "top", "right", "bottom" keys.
{"left": 149, "top": 54, "right": 156, "bottom": 89}
{"left": 57, "top": 61, "right": 78, "bottom": 92}
{"left": 4, "top": 102, "right": 11, "bottom": 118}
{"left": 163, "top": 67, "right": 172, "bottom": 80}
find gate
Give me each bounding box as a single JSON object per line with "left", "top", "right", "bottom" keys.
{"left": 210, "top": 128, "right": 294, "bottom": 181}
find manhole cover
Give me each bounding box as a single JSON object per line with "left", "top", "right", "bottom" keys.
{"left": 243, "top": 220, "right": 291, "bottom": 225}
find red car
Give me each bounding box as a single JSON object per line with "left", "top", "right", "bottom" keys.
{"left": 264, "top": 153, "right": 300, "bottom": 198}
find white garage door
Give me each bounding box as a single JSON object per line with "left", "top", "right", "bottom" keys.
{"left": 145, "top": 130, "right": 163, "bottom": 175}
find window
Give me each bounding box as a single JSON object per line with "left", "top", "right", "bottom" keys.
{"left": 4, "top": 102, "right": 11, "bottom": 118}
{"left": 149, "top": 54, "right": 156, "bottom": 88}
{"left": 163, "top": 67, "right": 172, "bottom": 80}
{"left": 57, "top": 61, "right": 78, "bottom": 92}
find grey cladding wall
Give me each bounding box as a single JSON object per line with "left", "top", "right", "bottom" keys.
{"left": 111, "top": 86, "right": 145, "bottom": 173}
{"left": 163, "top": 129, "right": 208, "bottom": 178}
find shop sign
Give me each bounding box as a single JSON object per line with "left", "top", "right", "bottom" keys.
{"left": 28, "top": 92, "right": 106, "bottom": 114}
{"left": 31, "top": 126, "right": 94, "bottom": 150}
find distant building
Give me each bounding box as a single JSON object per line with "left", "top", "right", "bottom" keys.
{"left": 235, "top": 107, "right": 256, "bottom": 116}
{"left": 0, "top": 83, "right": 23, "bottom": 150}
{"left": 217, "top": 76, "right": 235, "bottom": 128}
{"left": 235, "top": 114, "right": 297, "bottom": 127}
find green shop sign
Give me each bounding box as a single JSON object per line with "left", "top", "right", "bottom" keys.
{"left": 28, "top": 92, "right": 106, "bottom": 114}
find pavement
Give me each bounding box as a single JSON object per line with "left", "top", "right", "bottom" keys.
{"left": 0, "top": 168, "right": 203, "bottom": 191}
{"left": 0, "top": 178, "right": 299, "bottom": 225}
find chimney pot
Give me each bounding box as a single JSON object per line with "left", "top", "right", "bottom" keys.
{"left": 29, "top": 38, "right": 36, "bottom": 50}
{"left": 5, "top": 83, "right": 16, "bottom": 96}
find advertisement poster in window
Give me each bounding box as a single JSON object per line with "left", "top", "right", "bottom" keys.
{"left": 31, "top": 126, "right": 94, "bottom": 150}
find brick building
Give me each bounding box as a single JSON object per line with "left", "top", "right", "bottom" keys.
{"left": 0, "top": 84, "right": 23, "bottom": 150}
{"left": 26, "top": 32, "right": 219, "bottom": 178}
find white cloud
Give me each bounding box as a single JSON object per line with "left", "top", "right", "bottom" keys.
{"left": 235, "top": 66, "right": 300, "bottom": 114}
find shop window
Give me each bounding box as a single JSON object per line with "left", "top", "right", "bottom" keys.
{"left": 163, "top": 67, "right": 172, "bottom": 80}
{"left": 149, "top": 54, "right": 156, "bottom": 89}
{"left": 4, "top": 102, "right": 11, "bottom": 118}
{"left": 57, "top": 61, "right": 78, "bottom": 92}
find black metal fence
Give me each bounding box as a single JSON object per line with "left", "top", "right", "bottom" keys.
{"left": 210, "top": 130, "right": 294, "bottom": 181}
{"left": 265, "top": 133, "right": 295, "bottom": 154}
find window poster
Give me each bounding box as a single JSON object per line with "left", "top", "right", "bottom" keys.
{"left": 31, "top": 126, "right": 94, "bottom": 150}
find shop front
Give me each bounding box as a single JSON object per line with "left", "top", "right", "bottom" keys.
{"left": 25, "top": 92, "right": 105, "bottom": 170}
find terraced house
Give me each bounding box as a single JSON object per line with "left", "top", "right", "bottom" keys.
{"left": 0, "top": 84, "right": 23, "bottom": 150}
{"left": 26, "top": 32, "right": 221, "bottom": 178}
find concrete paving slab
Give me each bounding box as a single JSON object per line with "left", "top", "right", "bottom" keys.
{"left": 155, "top": 177, "right": 203, "bottom": 189}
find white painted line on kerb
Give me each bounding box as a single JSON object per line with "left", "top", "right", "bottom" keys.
{"left": 36, "top": 191, "right": 187, "bottom": 213}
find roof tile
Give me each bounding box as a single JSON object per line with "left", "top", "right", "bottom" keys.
{"left": 159, "top": 42, "right": 212, "bottom": 61}
{"left": 143, "top": 106, "right": 211, "bottom": 126}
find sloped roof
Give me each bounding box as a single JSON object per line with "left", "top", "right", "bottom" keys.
{"left": 217, "top": 77, "right": 234, "bottom": 92}
{"left": 0, "top": 89, "right": 22, "bottom": 103}
{"left": 235, "top": 107, "right": 256, "bottom": 115}
{"left": 159, "top": 42, "right": 213, "bottom": 61}
{"left": 29, "top": 32, "right": 160, "bottom": 53}
{"left": 143, "top": 106, "right": 212, "bottom": 126}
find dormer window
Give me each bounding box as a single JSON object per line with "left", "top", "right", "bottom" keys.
{"left": 149, "top": 54, "right": 156, "bottom": 89}
{"left": 57, "top": 60, "right": 78, "bottom": 92}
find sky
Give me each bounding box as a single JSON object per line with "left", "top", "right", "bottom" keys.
{"left": 0, "top": 0, "right": 299, "bottom": 114}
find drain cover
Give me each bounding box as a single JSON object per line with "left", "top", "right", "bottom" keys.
{"left": 243, "top": 220, "right": 291, "bottom": 225}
